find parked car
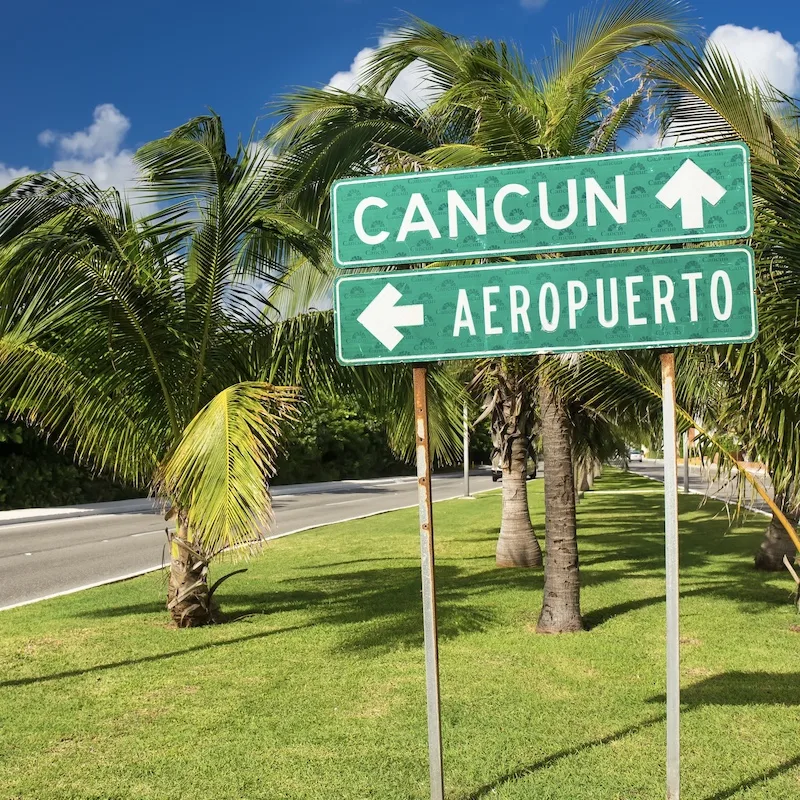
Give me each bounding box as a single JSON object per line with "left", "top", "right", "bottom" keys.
{"left": 628, "top": 448, "right": 643, "bottom": 462}
{"left": 491, "top": 452, "right": 538, "bottom": 482}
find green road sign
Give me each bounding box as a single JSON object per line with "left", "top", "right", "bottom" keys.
{"left": 334, "top": 247, "right": 756, "bottom": 365}
{"left": 331, "top": 144, "right": 752, "bottom": 268}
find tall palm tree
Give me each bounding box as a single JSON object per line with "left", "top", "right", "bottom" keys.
{"left": 645, "top": 42, "right": 800, "bottom": 570}
{"left": 0, "top": 115, "right": 334, "bottom": 627}
{"left": 267, "top": 0, "right": 694, "bottom": 629}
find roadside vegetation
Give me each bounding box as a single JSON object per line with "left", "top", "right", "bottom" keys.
{"left": 1, "top": 473, "right": 798, "bottom": 799}
{"left": 0, "top": 419, "right": 138, "bottom": 509}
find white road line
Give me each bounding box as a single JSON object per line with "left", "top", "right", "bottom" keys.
{"left": 0, "top": 484, "right": 500, "bottom": 613}
{"left": 324, "top": 499, "right": 361, "bottom": 507}
{"left": 130, "top": 529, "right": 167, "bottom": 538}
{"left": 0, "top": 565, "right": 167, "bottom": 611}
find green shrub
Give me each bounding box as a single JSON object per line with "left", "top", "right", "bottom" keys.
{"left": 0, "top": 420, "right": 139, "bottom": 510}
{"left": 273, "top": 397, "right": 413, "bottom": 485}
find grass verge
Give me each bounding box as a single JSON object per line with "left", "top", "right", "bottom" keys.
{"left": 1, "top": 469, "right": 799, "bottom": 799}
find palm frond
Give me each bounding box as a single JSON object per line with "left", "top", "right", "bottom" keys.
{"left": 546, "top": 0, "right": 695, "bottom": 86}
{"left": 646, "top": 42, "right": 795, "bottom": 161}
{"left": 158, "top": 382, "right": 301, "bottom": 554}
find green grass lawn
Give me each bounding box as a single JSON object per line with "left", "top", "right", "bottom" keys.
{"left": 1, "top": 469, "right": 799, "bottom": 800}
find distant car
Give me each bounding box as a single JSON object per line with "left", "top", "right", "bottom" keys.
{"left": 628, "top": 448, "right": 643, "bottom": 462}
{"left": 491, "top": 453, "right": 538, "bottom": 482}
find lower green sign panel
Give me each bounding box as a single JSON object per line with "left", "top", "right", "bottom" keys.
{"left": 334, "top": 247, "right": 757, "bottom": 365}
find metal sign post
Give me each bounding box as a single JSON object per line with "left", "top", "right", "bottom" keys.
{"left": 660, "top": 352, "right": 681, "bottom": 800}
{"left": 412, "top": 365, "right": 444, "bottom": 800}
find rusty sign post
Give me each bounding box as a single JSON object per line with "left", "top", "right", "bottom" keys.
{"left": 413, "top": 365, "right": 444, "bottom": 800}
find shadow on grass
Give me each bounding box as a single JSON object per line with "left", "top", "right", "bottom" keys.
{"left": 0, "top": 623, "right": 310, "bottom": 688}
{"left": 78, "top": 589, "right": 327, "bottom": 621}
{"left": 218, "top": 561, "right": 642, "bottom": 653}
{"left": 583, "top": 578, "right": 789, "bottom": 629}
{"left": 462, "top": 694, "right": 799, "bottom": 800}
{"left": 76, "top": 477, "right": 775, "bottom": 648}
{"left": 583, "top": 594, "right": 666, "bottom": 629}
{"left": 222, "top": 565, "right": 518, "bottom": 653}
{"left": 702, "top": 754, "right": 800, "bottom": 800}
{"left": 649, "top": 671, "right": 800, "bottom": 707}
{"left": 461, "top": 713, "right": 666, "bottom": 799}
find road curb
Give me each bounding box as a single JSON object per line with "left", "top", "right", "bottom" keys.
{"left": 0, "top": 499, "right": 160, "bottom": 528}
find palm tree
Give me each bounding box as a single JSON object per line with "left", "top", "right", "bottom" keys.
{"left": 645, "top": 42, "right": 800, "bottom": 570}
{"left": 0, "top": 116, "right": 468, "bottom": 629}
{"left": 267, "top": 1, "right": 694, "bottom": 629}
{"left": 471, "top": 359, "right": 542, "bottom": 567}
{"left": 0, "top": 115, "right": 334, "bottom": 627}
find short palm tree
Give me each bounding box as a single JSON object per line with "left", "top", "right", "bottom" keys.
{"left": 0, "top": 115, "right": 332, "bottom": 627}
{"left": 267, "top": 0, "right": 693, "bottom": 631}
{"left": 471, "top": 358, "right": 543, "bottom": 567}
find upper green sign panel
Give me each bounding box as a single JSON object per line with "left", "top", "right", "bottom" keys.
{"left": 331, "top": 143, "right": 752, "bottom": 268}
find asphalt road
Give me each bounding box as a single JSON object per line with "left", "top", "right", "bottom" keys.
{"left": 0, "top": 471, "right": 495, "bottom": 610}
{"left": 627, "top": 458, "right": 772, "bottom": 514}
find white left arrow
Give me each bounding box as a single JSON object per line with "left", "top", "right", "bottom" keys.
{"left": 655, "top": 158, "right": 727, "bottom": 229}
{"left": 357, "top": 283, "right": 425, "bottom": 351}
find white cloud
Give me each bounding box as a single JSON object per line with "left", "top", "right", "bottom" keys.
{"left": 0, "top": 163, "right": 35, "bottom": 186}
{"left": 625, "top": 130, "right": 662, "bottom": 151}
{"left": 625, "top": 24, "right": 800, "bottom": 151}
{"left": 51, "top": 151, "right": 141, "bottom": 194}
{"left": 707, "top": 24, "right": 800, "bottom": 96}
{"left": 48, "top": 103, "right": 131, "bottom": 159}
{"left": 36, "top": 130, "right": 56, "bottom": 147}
{"left": 38, "top": 103, "right": 140, "bottom": 196}
{"left": 1, "top": 104, "right": 149, "bottom": 212}
{"left": 520, "top": 0, "right": 549, "bottom": 9}
{"left": 327, "top": 33, "right": 439, "bottom": 107}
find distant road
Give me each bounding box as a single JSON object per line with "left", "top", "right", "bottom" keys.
{"left": 0, "top": 471, "right": 495, "bottom": 610}
{"left": 627, "top": 458, "right": 772, "bottom": 514}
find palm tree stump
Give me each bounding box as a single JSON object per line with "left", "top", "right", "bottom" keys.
{"left": 755, "top": 494, "right": 799, "bottom": 571}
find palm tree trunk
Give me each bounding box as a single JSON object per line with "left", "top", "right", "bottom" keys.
{"left": 537, "top": 379, "right": 584, "bottom": 633}
{"left": 167, "top": 520, "right": 212, "bottom": 627}
{"left": 577, "top": 462, "right": 590, "bottom": 496}
{"left": 497, "top": 433, "right": 543, "bottom": 567}
{"left": 755, "top": 491, "right": 799, "bottom": 571}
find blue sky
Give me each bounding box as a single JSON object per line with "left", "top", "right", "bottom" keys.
{"left": 1, "top": 0, "right": 798, "bottom": 191}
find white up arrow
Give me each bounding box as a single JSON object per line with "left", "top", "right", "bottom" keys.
{"left": 357, "top": 283, "right": 425, "bottom": 350}
{"left": 655, "top": 158, "right": 727, "bottom": 229}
